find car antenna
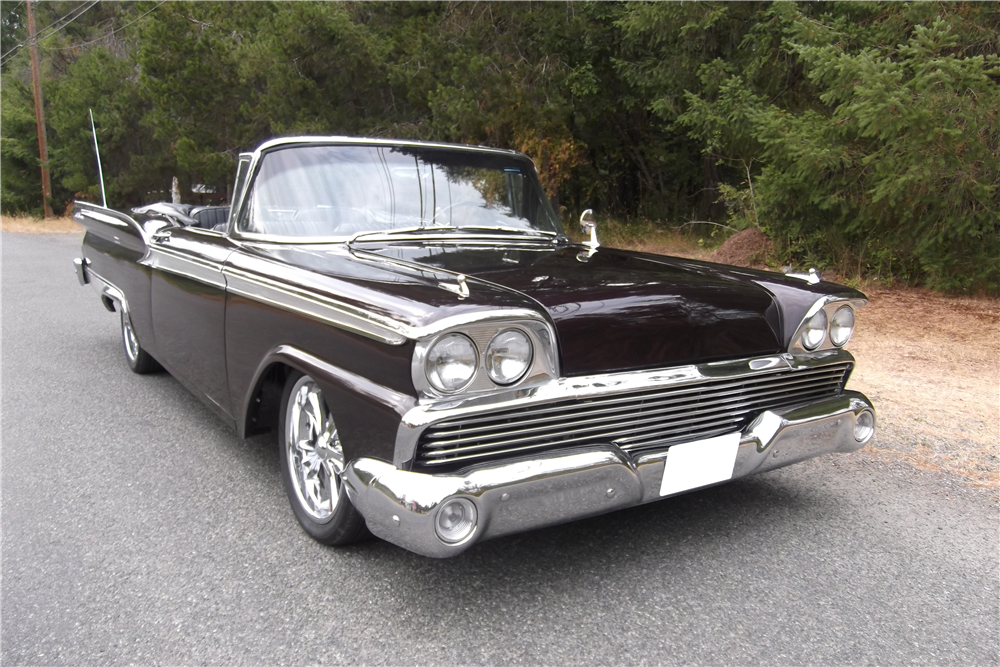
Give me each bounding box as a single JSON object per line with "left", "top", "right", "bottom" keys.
{"left": 88, "top": 108, "right": 107, "bottom": 207}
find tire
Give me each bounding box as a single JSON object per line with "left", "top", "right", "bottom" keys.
{"left": 121, "top": 310, "right": 161, "bottom": 374}
{"left": 279, "top": 371, "right": 369, "bottom": 545}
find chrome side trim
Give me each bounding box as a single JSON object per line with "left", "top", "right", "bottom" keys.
{"left": 223, "top": 266, "right": 409, "bottom": 345}
{"left": 84, "top": 267, "right": 127, "bottom": 314}
{"left": 393, "top": 348, "right": 855, "bottom": 469}
{"left": 146, "top": 245, "right": 226, "bottom": 289}
{"left": 77, "top": 207, "right": 130, "bottom": 228}
{"left": 348, "top": 391, "right": 874, "bottom": 558}
{"left": 73, "top": 202, "right": 148, "bottom": 244}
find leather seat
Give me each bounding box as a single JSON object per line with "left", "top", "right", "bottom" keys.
{"left": 191, "top": 206, "right": 230, "bottom": 230}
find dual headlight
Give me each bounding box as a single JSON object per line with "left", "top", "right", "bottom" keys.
{"left": 425, "top": 328, "right": 534, "bottom": 393}
{"left": 800, "top": 305, "right": 856, "bottom": 351}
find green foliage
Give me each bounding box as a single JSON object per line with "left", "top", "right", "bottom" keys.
{"left": 680, "top": 4, "right": 999, "bottom": 291}
{"left": 1, "top": 77, "right": 42, "bottom": 214}
{"left": 1, "top": 0, "right": 996, "bottom": 291}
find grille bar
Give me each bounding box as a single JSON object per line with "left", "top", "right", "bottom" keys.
{"left": 423, "top": 373, "right": 845, "bottom": 446}
{"left": 429, "top": 366, "right": 847, "bottom": 431}
{"left": 415, "top": 362, "right": 851, "bottom": 469}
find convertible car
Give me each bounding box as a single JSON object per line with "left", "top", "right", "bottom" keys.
{"left": 72, "top": 137, "right": 875, "bottom": 557}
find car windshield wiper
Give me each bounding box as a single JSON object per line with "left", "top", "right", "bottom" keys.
{"left": 348, "top": 224, "right": 560, "bottom": 247}
{"left": 347, "top": 225, "right": 458, "bottom": 246}
{"left": 452, "top": 225, "right": 559, "bottom": 238}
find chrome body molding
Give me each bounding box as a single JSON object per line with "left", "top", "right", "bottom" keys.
{"left": 222, "top": 265, "right": 409, "bottom": 346}
{"left": 75, "top": 206, "right": 133, "bottom": 229}
{"left": 80, "top": 265, "right": 127, "bottom": 314}
{"left": 345, "top": 391, "right": 874, "bottom": 558}
{"left": 393, "top": 348, "right": 855, "bottom": 469}
{"left": 146, "top": 244, "right": 227, "bottom": 289}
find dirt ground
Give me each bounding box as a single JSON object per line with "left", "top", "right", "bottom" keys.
{"left": 5, "top": 216, "right": 997, "bottom": 489}
{"left": 703, "top": 229, "right": 1000, "bottom": 490}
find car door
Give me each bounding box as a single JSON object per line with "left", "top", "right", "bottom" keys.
{"left": 143, "top": 225, "right": 237, "bottom": 421}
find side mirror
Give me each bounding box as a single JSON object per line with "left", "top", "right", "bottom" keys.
{"left": 579, "top": 209, "right": 599, "bottom": 250}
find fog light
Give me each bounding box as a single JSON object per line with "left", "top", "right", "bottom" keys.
{"left": 435, "top": 498, "right": 478, "bottom": 544}
{"left": 854, "top": 410, "right": 875, "bottom": 442}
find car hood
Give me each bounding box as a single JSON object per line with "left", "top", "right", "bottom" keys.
{"left": 235, "top": 240, "right": 863, "bottom": 377}
{"left": 366, "top": 243, "right": 788, "bottom": 376}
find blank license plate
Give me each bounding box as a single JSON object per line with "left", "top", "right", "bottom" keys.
{"left": 659, "top": 432, "right": 740, "bottom": 496}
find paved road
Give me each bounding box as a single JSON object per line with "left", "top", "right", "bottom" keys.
{"left": 2, "top": 231, "right": 997, "bottom": 666}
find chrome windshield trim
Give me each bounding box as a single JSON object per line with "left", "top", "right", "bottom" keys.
{"left": 253, "top": 135, "right": 523, "bottom": 158}
{"left": 229, "top": 136, "right": 552, "bottom": 244}
{"left": 392, "top": 348, "right": 856, "bottom": 468}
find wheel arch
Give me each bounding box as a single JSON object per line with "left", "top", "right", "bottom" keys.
{"left": 238, "top": 345, "right": 418, "bottom": 466}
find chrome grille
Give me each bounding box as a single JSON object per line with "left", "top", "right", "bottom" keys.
{"left": 414, "top": 362, "right": 851, "bottom": 470}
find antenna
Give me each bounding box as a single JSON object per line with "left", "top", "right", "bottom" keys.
{"left": 88, "top": 108, "right": 107, "bottom": 207}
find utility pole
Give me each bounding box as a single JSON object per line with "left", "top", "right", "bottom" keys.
{"left": 26, "top": 0, "right": 53, "bottom": 218}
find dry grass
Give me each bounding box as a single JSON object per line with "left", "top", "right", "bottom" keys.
{"left": 1, "top": 213, "right": 82, "bottom": 234}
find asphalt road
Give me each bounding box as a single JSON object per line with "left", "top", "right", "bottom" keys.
{"left": 2, "top": 231, "right": 997, "bottom": 666}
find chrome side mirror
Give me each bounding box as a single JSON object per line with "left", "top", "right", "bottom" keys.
{"left": 579, "top": 209, "right": 599, "bottom": 250}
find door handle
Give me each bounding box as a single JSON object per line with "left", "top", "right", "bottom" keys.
{"left": 151, "top": 229, "right": 172, "bottom": 242}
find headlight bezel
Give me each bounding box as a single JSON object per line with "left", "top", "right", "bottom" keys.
{"left": 412, "top": 314, "right": 558, "bottom": 400}
{"left": 789, "top": 297, "right": 865, "bottom": 355}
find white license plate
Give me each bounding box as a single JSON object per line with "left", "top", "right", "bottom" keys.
{"left": 659, "top": 432, "right": 740, "bottom": 497}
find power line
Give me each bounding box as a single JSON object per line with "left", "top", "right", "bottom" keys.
{"left": 37, "top": 1, "right": 166, "bottom": 52}
{"left": 0, "top": 0, "right": 99, "bottom": 66}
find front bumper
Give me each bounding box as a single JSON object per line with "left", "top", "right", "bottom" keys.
{"left": 344, "top": 391, "right": 874, "bottom": 558}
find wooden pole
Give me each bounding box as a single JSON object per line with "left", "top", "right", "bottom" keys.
{"left": 26, "top": 0, "right": 53, "bottom": 218}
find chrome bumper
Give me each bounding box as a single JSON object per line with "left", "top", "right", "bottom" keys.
{"left": 344, "top": 391, "right": 875, "bottom": 558}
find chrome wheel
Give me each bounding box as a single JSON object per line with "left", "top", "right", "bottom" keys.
{"left": 284, "top": 375, "right": 345, "bottom": 523}
{"left": 122, "top": 312, "right": 139, "bottom": 362}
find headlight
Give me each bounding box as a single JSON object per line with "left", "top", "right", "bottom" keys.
{"left": 425, "top": 333, "right": 478, "bottom": 392}
{"left": 801, "top": 310, "right": 828, "bottom": 350}
{"left": 830, "top": 306, "right": 855, "bottom": 347}
{"left": 485, "top": 329, "right": 533, "bottom": 385}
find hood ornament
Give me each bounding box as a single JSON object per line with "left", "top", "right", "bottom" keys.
{"left": 439, "top": 273, "right": 470, "bottom": 299}
{"left": 579, "top": 209, "right": 599, "bottom": 251}
{"left": 577, "top": 209, "right": 599, "bottom": 261}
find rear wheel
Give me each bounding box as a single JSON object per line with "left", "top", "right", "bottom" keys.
{"left": 279, "top": 372, "right": 368, "bottom": 545}
{"left": 121, "top": 310, "right": 160, "bottom": 374}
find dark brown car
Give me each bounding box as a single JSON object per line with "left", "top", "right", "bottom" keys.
{"left": 73, "top": 137, "right": 876, "bottom": 557}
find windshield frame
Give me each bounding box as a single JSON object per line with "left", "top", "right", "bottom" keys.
{"left": 229, "top": 138, "right": 566, "bottom": 245}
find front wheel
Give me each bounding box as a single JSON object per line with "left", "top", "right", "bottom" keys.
{"left": 278, "top": 372, "right": 368, "bottom": 545}
{"left": 121, "top": 310, "right": 160, "bottom": 374}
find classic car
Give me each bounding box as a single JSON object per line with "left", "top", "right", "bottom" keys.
{"left": 72, "top": 136, "right": 876, "bottom": 558}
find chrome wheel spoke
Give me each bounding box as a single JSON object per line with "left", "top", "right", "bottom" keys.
{"left": 285, "top": 376, "right": 342, "bottom": 523}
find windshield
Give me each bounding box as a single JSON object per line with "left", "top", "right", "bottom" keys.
{"left": 237, "top": 144, "right": 563, "bottom": 239}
